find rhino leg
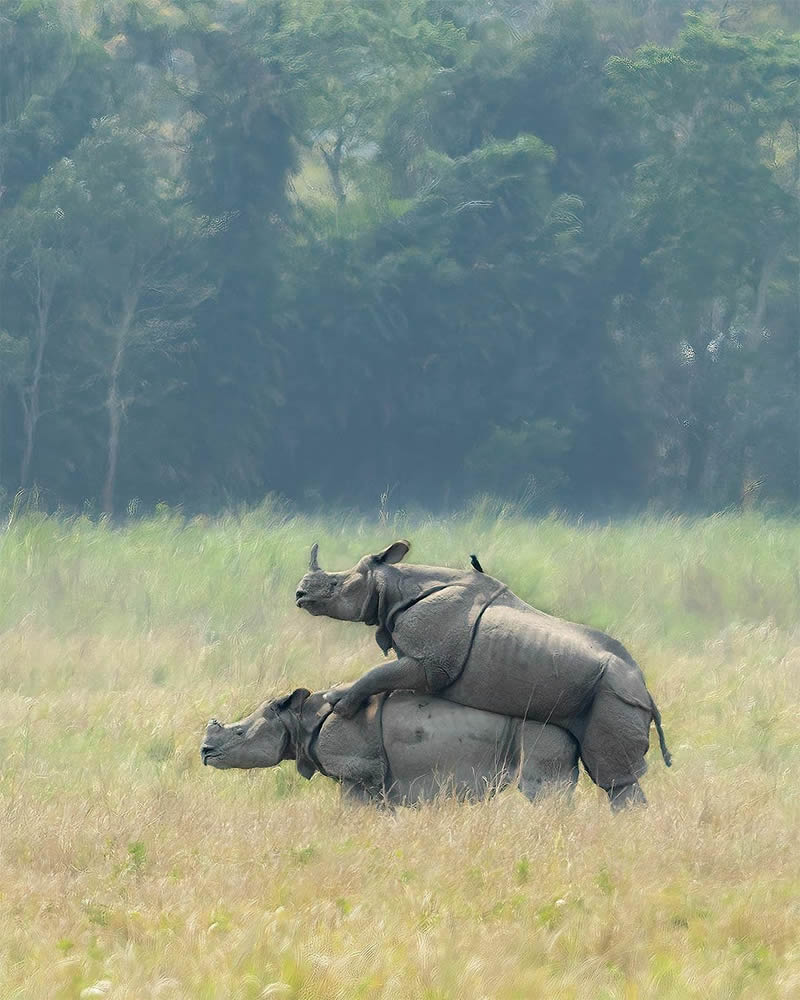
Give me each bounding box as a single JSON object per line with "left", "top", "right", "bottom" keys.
{"left": 517, "top": 723, "right": 580, "bottom": 803}
{"left": 340, "top": 779, "right": 382, "bottom": 806}
{"left": 608, "top": 780, "right": 647, "bottom": 811}
{"left": 326, "top": 657, "right": 429, "bottom": 717}
{"left": 575, "top": 685, "right": 651, "bottom": 806}
{"left": 519, "top": 766, "right": 579, "bottom": 803}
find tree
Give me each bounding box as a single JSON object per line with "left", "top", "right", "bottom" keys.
{"left": 0, "top": 0, "right": 109, "bottom": 496}
{"left": 0, "top": 329, "right": 25, "bottom": 488}
{"left": 59, "top": 119, "right": 212, "bottom": 515}
{"left": 3, "top": 194, "right": 76, "bottom": 489}
{"left": 276, "top": 0, "right": 468, "bottom": 205}
{"left": 0, "top": 0, "right": 798, "bottom": 513}
{"left": 607, "top": 20, "right": 800, "bottom": 506}
{"left": 0, "top": 0, "right": 108, "bottom": 207}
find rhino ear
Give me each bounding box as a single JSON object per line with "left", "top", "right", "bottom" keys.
{"left": 374, "top": 540, "right": 410, "bottom": 564}
{"left": 274, "top": 688, "right": 311, "bottom": 713}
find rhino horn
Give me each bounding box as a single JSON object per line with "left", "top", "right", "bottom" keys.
{"left": 309, "top": 543, "right": 320, "bottom": 571}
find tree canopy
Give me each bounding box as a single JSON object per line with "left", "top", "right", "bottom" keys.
{"left": 0, "top": 0, "right": 798, "bottom": 514}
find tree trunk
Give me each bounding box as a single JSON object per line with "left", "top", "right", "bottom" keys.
{"left": 685, "top": 409, "right": 710, "bottom": 506}
{"left": 747, "top": 250, "right": 780, "bottom": 351}
{"left": 102, "top": 370, "right": 122, "bottom": 518}
{"left": 102, "top": 292, "right": 137, "bottom": 517}
{"left": 19, "top": 257, "right": 50, "bottom": 490}
{"left": 795, "top": 124, "right": 800, "bottom": 504}
{"left": 321, "top": 135, "right": 346, "bottom": 206}
{"left": 19, "top": 385, "right": 36, "bottom": 490}
{"left": 0, "top": 384, "right": 4, "bottom": 488}
{"left": 741, "top": 248, "right": 782, "bottom": 504}
{"left": 684, "top": 299, "right": 733, "bottom": 507}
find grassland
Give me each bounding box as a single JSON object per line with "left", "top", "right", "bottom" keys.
{"left": 0, "top": 504, "right": 798, "bottom": 999}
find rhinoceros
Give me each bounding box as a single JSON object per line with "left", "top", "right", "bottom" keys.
{"left": 201, "top": 686, "right": 579, "bottom": 805}
{"left": 295, "top": 540, "right": 672, "bottom": 809}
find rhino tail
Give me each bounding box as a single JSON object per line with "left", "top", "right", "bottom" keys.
{"left": 649, "top": 695, "right": 672, "bottom": 767}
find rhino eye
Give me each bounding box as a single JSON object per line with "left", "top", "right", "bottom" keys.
{"left": 236, "top": 728, "right": 245, "bottom": 736}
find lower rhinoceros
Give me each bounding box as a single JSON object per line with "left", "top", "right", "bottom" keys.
{"left": 201, "top": 686, "right": 579, "bottom": 805}
{"left": 295, "top": 540, "right": 672, "bottom": 809}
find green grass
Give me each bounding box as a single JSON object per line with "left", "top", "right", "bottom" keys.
{"left": 0, "top": 506, "right": 798, "bottom": 998}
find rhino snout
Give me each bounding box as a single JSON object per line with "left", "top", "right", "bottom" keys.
{"left": 202, "top": 720, "right": 225, "bottom": 765}
{"left": 200, "top": 743, "right": 218, "bottom": 765}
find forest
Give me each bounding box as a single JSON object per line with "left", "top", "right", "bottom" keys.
{"left": 1, "top": 0, "right": 798, "bottom": 515}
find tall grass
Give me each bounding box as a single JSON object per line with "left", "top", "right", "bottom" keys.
{"left": 0, "top": 507, "right": 798, "bottom": 998}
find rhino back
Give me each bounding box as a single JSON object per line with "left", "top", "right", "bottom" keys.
{"left": 443, "top": 600, "right": 607, "bottom": 720}
{"left": 381, "top": 693, "right": 514, "bottom": 803}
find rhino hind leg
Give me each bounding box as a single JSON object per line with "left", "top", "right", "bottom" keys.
{"left": 608, "top": 780, "right": 647, "bottom": 811}
{"left": 576, "top": 687, "right": 651, "bottom": 804}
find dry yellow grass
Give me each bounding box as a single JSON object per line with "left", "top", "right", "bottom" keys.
{"left": 0, "top": 509, "right": 798, "bottom": 998}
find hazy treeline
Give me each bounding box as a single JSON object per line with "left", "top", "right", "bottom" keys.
{"left": 0, "top": 0, "right": 798, "bottom": 515}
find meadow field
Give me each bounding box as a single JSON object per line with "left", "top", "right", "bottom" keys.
{"left": 0, "top": 505, "right": 798, "bottom": 999}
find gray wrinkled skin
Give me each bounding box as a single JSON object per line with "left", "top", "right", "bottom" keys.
{"left": 201, "top": 687, "right": 580, "bottom": 806}
{"left": 201, "top": 702, "right": 290, "bottom": 770}
{"left": 295, "top": 541, "right": 672, "bottom": 809}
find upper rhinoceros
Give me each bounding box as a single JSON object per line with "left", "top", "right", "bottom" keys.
{"left": 295, "top": 540, "right": 671, "bottom": 809}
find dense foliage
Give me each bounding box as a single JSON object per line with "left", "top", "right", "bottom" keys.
{"left": 0, "top": 0, "right": 798, "bottom": 514}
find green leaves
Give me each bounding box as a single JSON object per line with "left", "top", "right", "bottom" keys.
{"left": 0, "top": 0, "right": 798, "bottom": 512}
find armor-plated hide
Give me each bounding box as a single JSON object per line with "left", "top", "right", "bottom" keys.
{"left": 202, "top": 689, "right": 580, "bottom": 806}
{"left": 295, "top": 542, "right": 671, "bottom": 805}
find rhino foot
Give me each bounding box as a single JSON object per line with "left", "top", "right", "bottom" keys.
{"left": 331, "top": 694, "right": 361, "bottom": 718}
{"left": 608, "top": 780, "right": 647, "bottom": 811}
{"left": 324, "top": 685, "right": 361, "bottom": 718}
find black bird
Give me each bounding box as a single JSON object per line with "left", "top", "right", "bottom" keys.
{"left": 469, "top": 554, "right": 484, "bottom": 573}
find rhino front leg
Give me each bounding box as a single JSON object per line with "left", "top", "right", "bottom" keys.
{"left": 325, "top": 657, "right": 430, "bottom": 718}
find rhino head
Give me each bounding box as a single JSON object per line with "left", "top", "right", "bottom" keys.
{"left": 295, "top": 540, "right": 410, "bottom": 621}
{"left": 201, "top": 689, "right": 309, "bottom": 769}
